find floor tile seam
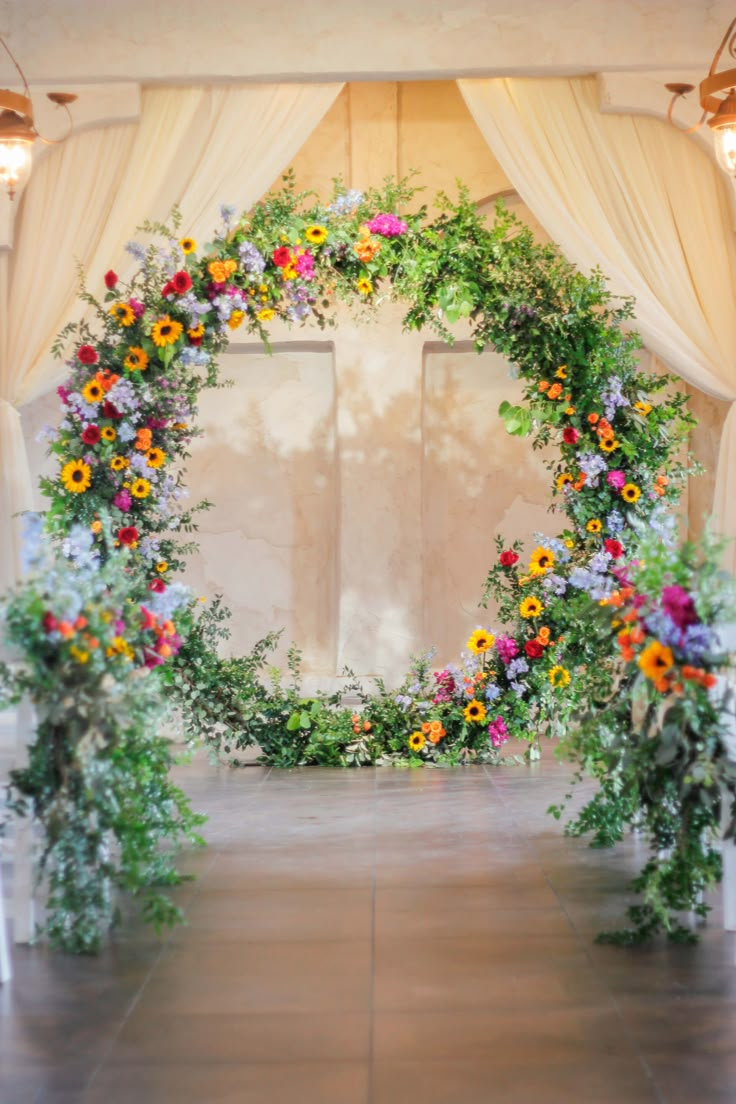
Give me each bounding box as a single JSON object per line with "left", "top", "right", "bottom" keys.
{"left": 82, "top": 825, "right": 226, "bottom": 1095}
{"left": 482, "top": 764, "right": 666, "bottom": 1104}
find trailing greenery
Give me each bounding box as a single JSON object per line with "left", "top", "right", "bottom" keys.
{"left": 549, "top": 529, "right": 736, "bottom": 943}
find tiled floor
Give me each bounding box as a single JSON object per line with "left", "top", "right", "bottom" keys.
{"left": 2, "top": 752, "right": 736, "bottom": 1103}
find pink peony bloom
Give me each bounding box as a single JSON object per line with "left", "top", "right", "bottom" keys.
{"left": 496, "top": 635, "right": 519, "bottom": 664}
{"left": 113, "top": 488, "right": 132, "bottom": 513}
{"left": 365, "top": 213, "right": 408, "bottom": 238}
{"left": 606, "top": 470, "right": 626, "bottom": 490}
{"left": 488, "top": 716, "right": 509, "bottom": 748}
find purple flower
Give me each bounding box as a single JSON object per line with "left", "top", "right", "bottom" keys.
{"left": 365, "top": 213, "right": 408, "bottom": 238}
{"left": 661, "top": 585, "right": 698, "bottom": 630}
{"left": 496, "top": 635, "right": 519, "bottom": 664}
{"left": 129, "top": 298, "right": 145, "bottom": 319}
{"left": 606, "top": 470, "right": 626, "bottom": 490}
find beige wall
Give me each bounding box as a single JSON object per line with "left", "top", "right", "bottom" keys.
{"left": 20, "top": 81, "right": 721, "bottom": 684}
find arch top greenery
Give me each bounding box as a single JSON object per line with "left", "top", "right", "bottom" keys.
{"left": 3, "top": 171, "right": 735, "bottom": 953}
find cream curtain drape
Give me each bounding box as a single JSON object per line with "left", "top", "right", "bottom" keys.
{"left": 459, "top": 76, "right": 736, "bottom": 568}
{"left": 0, "top": 81, "right": 343, "bottom": 589}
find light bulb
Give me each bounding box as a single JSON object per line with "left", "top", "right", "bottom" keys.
{"left": 0, "top": 137, "right": 32, "bottom": 199}
{"left": 713, "top": 122, "right": 736, "bottom": 175}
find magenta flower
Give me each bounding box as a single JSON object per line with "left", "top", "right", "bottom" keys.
{"left": 488, "top": 716, "right": 509, "bottom": 748}
{"left": 365, "top": 213, "right": 408, "bottom": 238}
{"left": 295, "top": 250, "right": 315, "bottom": 278}
{"left": 129, "top": 298, "right": 145, "bottom": 319}
{"left": 113, "top": 488, "right": 132, "bottom": 512}
{"left": 606, "top": 470, "right": 626, "bottom": 490}
{"left": 495, "top": 635, "right": 519, "bottom": 664}
{"left": 661, "top": 584, "right": 698, "bottom": 630}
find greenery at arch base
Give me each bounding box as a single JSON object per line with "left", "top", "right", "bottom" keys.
{"left": 1, "top": 173, "right": 735, "bottom": 952}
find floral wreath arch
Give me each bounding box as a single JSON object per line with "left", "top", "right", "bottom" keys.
{"left": 9, "top": 173, "right": 729, "bottom": 954}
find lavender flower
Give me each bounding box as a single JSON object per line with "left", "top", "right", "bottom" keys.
{"left": 600, "top": 377, "right": 631, "bottom": 422}
{"left": 606, "top": 510, "right": 625, "bottom": 535}
{"left": 507, "top": 657, "right": 529, "bottom": 679}
{"left": 543, "top": 573, "right": 568, "bottom": 596}
{"left": 238, "top": 240, "right": 266, "bottom": 275}
{"left": 327, "top": 190, "right": 364, "bottom": 215}
{"left": 576, "top": 452, "right": 608, "bottom": 486}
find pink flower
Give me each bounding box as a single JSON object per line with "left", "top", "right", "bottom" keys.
{"left": 114, "top": 489, "right": 132, "bottom": 513}
{"left": 606, "top": 470, "right": 626, "bottom": 490}
{"left": 661, "top": 585, "right": 698, "bottom": 630}
{"left": 496, "top": 635, "right": 519, "bottom": 664}
{"left": 488, "top": 716, "right": 509, "bottom": 748}
{"left": 562, "top": 426, "right": 579, "bottom": 444}
{"left": 295, "top": 250, "right": 315, "bottom": 278}
{"left": 129, "top": 298, "right": 145, "bottom": 319}
{"left": 365, "top": 213, "right": 408, "bottom": 238}
{"left": 57, "top": 386, "right": 70, "bottom": 405}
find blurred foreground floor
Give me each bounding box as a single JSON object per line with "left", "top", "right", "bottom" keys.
{"left": 2, "top": 751, "right": 736, "bottom": 1103}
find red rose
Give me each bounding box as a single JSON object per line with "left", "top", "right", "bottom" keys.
{"left": 162, "top": 281, "right": 175, "bottom": 297}
{"left": 148, "top": 578, "right": 166, "bottom": 593}
{"left": 42, "top": 611, "right": 57, "bottom": 633}
{"left": 171, "top": 270, "right": 192, "bottom": 294}
{"left": 103, "top": 401, "right": 122, "bottom": 420}
{"left": 104, "top": 270, "right": 118, "bottom": 289}
{"left": 81, "top": 424, "right": 101, "bottom": 445}
{"left": 604, "top": 539, "right": 624, "bottom": 559}
{"left": 77, "top": 344, "right": 98, "bottom": 365}
{"left": 118, "top": 526, "right": 139, "bottom": 546}
{"left": 562, "top": 427, "right": 579, "bottom": 444}
{"left": 272, "top": 246, "right": 291, "bottom": 268}
{"left": 189, "top": 334, "right": 203, "bottom": 347}
{"left": 524, "top": 640, "right": 544, "bottom": 658}
{"left": 499, "top": 550, "right": 519, "bottom": 567}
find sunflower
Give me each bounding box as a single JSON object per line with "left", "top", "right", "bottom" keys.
{"left": 621, "top": 482, "right": 641, "bottom": 504}
{"left": 100, "top": 426, "right": 116, "bottom": 443}
{"left": 356, "top": 277, "right": 373, "bottom": 296}
{"left": 108, "top": 302, "right": 135, "bottom": 326}
{"left": 228, "top": 310, "right": 245, "bottom": 330}
{"left": 61, "top": 459, "right": 92, "bottom": 493}
{"left": 529, "top": 546, "right": 555, "bottom": 576}
{"left": 555, "top": 365, "right": 567, "bottom": 379}
{"left": 634, "top": 401, "right": 652, "bottom": 416}
{"left": 519, "top": 596, "right": 543, "bottom": 619}
{"left": 110, "top": 455, "right": 129, "bottom": 471}
{"left": 586, "top": 518, "right": 602, "bottom": 533}
{"left": 188, "top": 324, "right": 205, "bottom": 340}
{"left": 151, "top": 316, "right": 183, "bottom": 347}
{"left": 81, "top": 380, "right": 104, "bottom": 404}
{"left": 599, "top": 437, "right": 620, "bottom": 453}
{"left": 549, "top": 665, "right": 571, "bottom": 689}
{"left": 463, "top": 699, "right": 487, "bottom": 724}
{"left": 130, "top": 477, "right": 151, "bottom": 499}
{"left": 408, "top": 731, "right": 426, "bottom": 752}
{"left": 556, "top": 472, "right": 573, "bottom": 490}
{"left": 638, "top": 640, "right": 674, "bottom": 683}
{"left": 305, "top": 225, "right": 328, "bottom": 245}
{"left": 282, "top": 261, "right": 298, "bottom": 280}
{"left": 124, "top": 347, "right": 149, "bottom": 371}
{"left": 144, "top": 447, "right": 165, "bottom": 469}
{"left": 179, "top": 237, "right": 197, "bottom": 254}
{"left": 564, "top": 406, "right": 576, "bottom": 416}
{"left": 257, "top": 308, "right": 276, "bottom": 322}
{"left": 467, "top": 628, "right": 495, "bottom": 654}
{"left": 155, "top": 561, "right": 168, "bottom": 574}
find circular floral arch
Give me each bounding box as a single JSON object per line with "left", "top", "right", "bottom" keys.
{"left": 8, "top": 173, "right": 708, "bottom": 953}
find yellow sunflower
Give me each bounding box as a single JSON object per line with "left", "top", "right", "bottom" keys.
{"left": 529, "top": 546, "right": 555, "bottom": 576}
{"left": 110, "top": 455, "right": 129, "bottom": 471}
{"left": 556, "top": 473, "right": 573, "bottom": 490}
{"left": 151, "top": 316, "right": 183, "bottom": 347}
{"left": 146, "top": 447, "right": 166, "bottom": 469}
{"left": 467, "top": 628, "right": 495, "bottom": 654}
{"left": 599, "top": 437, "right": 620, "bottom": 453}
{"left": 638, "top": 640, "right": 674, "bottom": 682}
{"left": 408, "top": 731, "right": 426, "bottom": 752}
{"left": 81, "top": 380, "right": 104, "bottom": 404}
{"left": 124, "top": 347, "right": 149, "bottom": 371}
{"left": 228, "top": 310, "right": 245, "bottom": 330}
{"left": 519, "top": 596, "right": 544, "bottom": 619}
{"left": 69, "top": 644, "right": 89, "bottom": 664}
{"left": 634, "top": 401, "right": 652, "bottom": 416}
{"left": 305, "top": 225, "right": 328, "bottom": 245}
{"left": 130, "top": 478, "right": 151, "bottom": 499}
{"left": 549, "top": 665, "right": 571, "bottom": 689}
{"left": 109, "top": 302, "right": 135, "bottom": 326}
{"left": 257, "top": 308, "right": 276, "bottom": 322}
{"left": 621, "top": 483, "right": 641, "bottom": 504}
{"left": 586, "top": 519, "right": 602, "bottom": 533}
{"left": 463, "top": 699, "right": 487, "bottom": 724}
{"left": 60, "top": 459, "right": 92, "bottom": 494}
{"left": 179, "top": 236, "right": 197, "bottom": 254}
{"left": 155, "top": 561, "right": 168, "bottom": 574}
{"left": 555, "top": 365, "right": 567, "bottom": 379}
{"left": 356, "top": 277, "right": 373, "bottom": 296}
{"left": 282, "top": 261, "right": 298, "bottom": 281}
{"left": 188, "top": 324, "right": 205, "bottom": 340}
{"left": 100, "top": 426, "right": 116, "bottom": 443}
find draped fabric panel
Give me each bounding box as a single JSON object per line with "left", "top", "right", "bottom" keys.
{"left": 0, "top": 81, "right": 343, "bottom": 590}
{"left": 458, "top": 76, "right": 736, "bottom": 568}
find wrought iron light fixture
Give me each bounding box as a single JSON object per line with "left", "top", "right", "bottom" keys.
{"left": 0, "top": 33, "right": 77, "bottom": 199}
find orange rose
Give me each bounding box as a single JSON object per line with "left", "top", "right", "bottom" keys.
{"left": 353, "top": 238, "right": 380, "bottom": 262}
{"left": 547, "top": 383, "right": 563, "bottom": 400}
{"left": 587, "top": 413, "right": 599, "bottom": 424}
{"left": 208, "top": 258, "right": 237, "bottom": 283}
{"left": 135, "top": 427, "right": 153, "bottom": 451}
